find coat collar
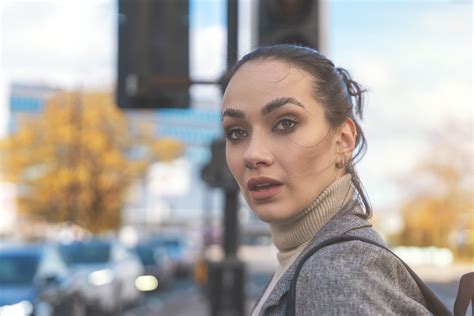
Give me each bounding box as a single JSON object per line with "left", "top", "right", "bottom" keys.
{"left": 258, "top": 200, "right": 372, "bottom": 313}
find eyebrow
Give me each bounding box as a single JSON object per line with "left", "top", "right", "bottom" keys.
{"left": 261, "top": 97, "right": 305, "bottom": 115}
{"left": 221, "top": 108, "right": 245, "bottom": 120}
{"left": 221, "top": 97, "right": 305, "bottom": 121}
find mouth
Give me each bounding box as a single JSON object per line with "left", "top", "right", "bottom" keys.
{"left": 247, "top": 177, "right": 283, "bottom": 201}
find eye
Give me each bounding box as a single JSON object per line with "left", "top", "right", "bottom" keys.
{"left": 224, "top": 128, "right": 248, "bottom": 141}
{"left": 273, "top": 117, "right": 298, "bottom": 134}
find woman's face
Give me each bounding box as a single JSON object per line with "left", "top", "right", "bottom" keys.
{"left": 222, "top": 59, "right": 346, "bottom": 223}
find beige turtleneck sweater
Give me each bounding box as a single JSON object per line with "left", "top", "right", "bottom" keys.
{"left": 252, "top": 174, "right": 353, "bottom": 316}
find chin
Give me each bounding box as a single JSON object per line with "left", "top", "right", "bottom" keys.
{"left": 252, "top": 205, "right": 288, "bottom": 223}
{"left": 255, "top": 213, "right": 274, "bottom": 223}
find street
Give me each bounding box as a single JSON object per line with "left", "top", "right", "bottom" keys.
{"left": 122, "top": 272, "right": 270, "bottom": 316}
{"left": 121, "top": 264, "right": 472, "bottom": 316}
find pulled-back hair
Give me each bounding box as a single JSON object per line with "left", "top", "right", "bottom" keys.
{"left": 224, "top": 44, "right": 371, "bottom": 218}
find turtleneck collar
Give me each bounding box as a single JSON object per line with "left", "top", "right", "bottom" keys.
{"left": 269, "top": 174, "right": 353, "bottom": 263}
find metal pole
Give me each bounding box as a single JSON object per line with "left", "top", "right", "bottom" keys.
{"left": 227, "top": 0, "right": 239, "bottom": 70}
{"left": 223, "top": 189, "right": 239, "bottom": 257}
{"left": 207, "top": 2, "right": 246, "bottom": 315}
{"left": 223, "top": 0, "right": 240, "bottom": 261}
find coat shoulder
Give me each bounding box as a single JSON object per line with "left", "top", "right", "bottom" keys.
{"left": 294, "top": 226, "right": 429, "bottom": 315}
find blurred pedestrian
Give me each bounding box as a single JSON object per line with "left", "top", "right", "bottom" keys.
{"left": 220, "top": 44, "right": 438, "bottom": 315}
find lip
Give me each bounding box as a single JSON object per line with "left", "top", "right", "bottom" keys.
{"left": 247, "top": 177, "right": 283, "bottom": 201}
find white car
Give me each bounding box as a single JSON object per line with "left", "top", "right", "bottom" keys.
{"left": 58, "top": 239, "right": 143, "bottom": 314}
{"left": 205, "top": 225, "right": 278, "bottom": 273}
{"left": 0, "top": 243, "right": 84, "bottom": 316}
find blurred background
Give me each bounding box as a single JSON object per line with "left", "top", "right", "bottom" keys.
{"left": 0, "top": 0, "right": 472, "bottom": 315}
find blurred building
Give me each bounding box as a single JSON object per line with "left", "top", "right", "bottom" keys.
{"left": 120, "top": 99, "right": 227, "bottom": 231}
{"left": 0, "top": 182, "right": 17, "bottom": 236}
{"left": 7, "top": 82, "right": 59, "bottom": 135}
{"left": 3, "top": 82, "right": 227, "bottom": 235}
{"left": 0, "top": 76, "right": 8, "bottom": 138}
{"left": 0, "top": 83, "right": 58, "bottom": 237}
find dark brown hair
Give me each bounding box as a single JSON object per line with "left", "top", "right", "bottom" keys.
{"left": 224, "top": 44, "right": 371, "bottom": 218}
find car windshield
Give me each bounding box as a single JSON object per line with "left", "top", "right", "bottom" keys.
{"left": 241, "top": 234, "right": 272, "bottom": 246}
{"left": 59, "top": 243, "right": 110, "bottom": 265}
{"left": 164, "top": 240, "right": 181, "bottom": 248}
{"left": 0, "top": 254, "right": 39, "bottom": 285}
{"left": 135, "top": 246, "right": 156, "bottom": 265}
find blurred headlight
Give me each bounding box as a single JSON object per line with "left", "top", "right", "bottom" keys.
{"left": 135, "top": 275, "right": 158, "bottom": 292}
{"left": 0, "top": 300, "right": 33, "bottom": 316}
{"left": 88, "top": 268, "right": 114, "bottom": 286}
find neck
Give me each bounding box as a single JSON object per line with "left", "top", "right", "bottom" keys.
{"left": 269, "top": 174, "right": 353, "bottom": 257}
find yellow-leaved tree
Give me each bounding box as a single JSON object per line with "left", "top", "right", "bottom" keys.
{"left": 399, "top": 120, "right": 473, "bottom": 259}
{"left": 0, "top": 91, "right": 183, "bottom": 233}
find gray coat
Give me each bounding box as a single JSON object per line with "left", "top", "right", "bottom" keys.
{"left": 255, "top": 201, "right": 430, "bottom": 315}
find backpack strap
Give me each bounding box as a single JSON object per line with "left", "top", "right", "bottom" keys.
{"left": 285, "top": 235, "right": 453, "bottom": 316}
{"left": 453, "top": 272, "right": 474, "bottom": 316}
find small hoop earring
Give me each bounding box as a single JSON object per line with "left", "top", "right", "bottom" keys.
{"left": 335, "top": 156, "right": 348, "bottom": 169}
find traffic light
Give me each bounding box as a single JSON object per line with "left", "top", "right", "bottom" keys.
{"left": 257, "top": 0, "right": 321, "bottom": 49}
{"left": 201, "top": 139, "right": 238, "bottom": 191}
{"left": 117, "top": 0, "right": 190, "bottom": 109}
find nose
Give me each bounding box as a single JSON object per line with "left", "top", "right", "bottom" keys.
{"left": 243, "top": 133, "right": 273, "bottom": 169}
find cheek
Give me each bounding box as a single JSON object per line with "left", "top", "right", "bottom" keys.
{"left": 226, "top": 146, "right": 243, "bottom": 182}
{"left": 282, "top": 141, "right": 336, "bottom": 180}
{"left": 285, "top": 149, "right": 316, "bottom": 179}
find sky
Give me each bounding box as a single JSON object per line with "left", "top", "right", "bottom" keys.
{"left": 0, "top": 0, "right": 472, "bottom": 220}
{"left": 327, "top": 1, "right": 472, "bottom": 213}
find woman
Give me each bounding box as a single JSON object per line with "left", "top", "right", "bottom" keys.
{"left": 221, "top": 44, "right": 430, "bottom": 315}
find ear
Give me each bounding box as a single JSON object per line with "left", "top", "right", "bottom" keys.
{"left": 337, "top": 118, "right": 357, "bottom": 155}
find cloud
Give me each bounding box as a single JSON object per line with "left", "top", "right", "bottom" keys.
{"left": 345, "top": 56, "right": 393, "bottom": 91}
{"left": 189, "top": 24, "right": 226, "bottom": 110}
{"left": 0, "top": 0, "right": 471, "bottom": 212}
{"left": 1, "top": 1, "right": 115, "bottom": 88}
{"left": 190, "top": 25, "right": 226, "bottom": 80}
{"left": 421, "top": 5, "right": 472, "bottom": 35}
{"left": 2, "top": 0, "right": 228, "bottom": 88}
{"left": 332, "top": 2, "right": 472, "bottom": 209}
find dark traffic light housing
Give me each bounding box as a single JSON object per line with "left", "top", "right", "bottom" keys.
{"left": 201, "top": 139, "right": 239, "bottom": 191}
{"left": 258, "top": 0, "right": 320, "bottom": 49}
{"left": 117, "top": 0, "right": 190, "bottom": 109}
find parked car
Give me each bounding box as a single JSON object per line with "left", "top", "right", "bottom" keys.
{"left": 0, "top": 243, "right": 82, "bottom": 316}
{"left": 204, "top": 224, "right": 278, "bottom": 273}
{"left": 132, "top": 243, "right": 175, "bottom": 292}
{"left": 147, "top": 234, "right": 198, "bottom": 277}
{"left": 58, "top": 239, "right": 143, "bottom": 314}
{"left": 238, "top": 225, "right": 278, "bottom": 273}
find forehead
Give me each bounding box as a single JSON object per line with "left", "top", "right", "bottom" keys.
{"left": 222, "top": 59, "right": 315, "bottom": 110}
